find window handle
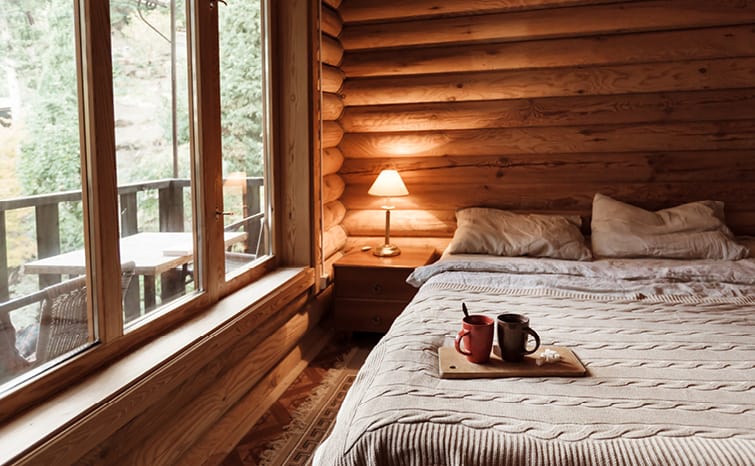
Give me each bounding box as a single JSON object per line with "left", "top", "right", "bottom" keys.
{"left": 215, "top": 210, "right": 234, "bottom": 217}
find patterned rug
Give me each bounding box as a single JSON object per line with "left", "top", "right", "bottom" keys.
{"left": 221, "top": 334, "right": 376, "bottom": 466}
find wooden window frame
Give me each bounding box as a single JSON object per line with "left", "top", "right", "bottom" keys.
{"left": 0, "top": 0, "right": 283, "bottom": 423}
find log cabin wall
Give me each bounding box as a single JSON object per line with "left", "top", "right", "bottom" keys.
{"left": 321, "top": 0, "right": 349, "bottom": 275}
{"left": 337, "top": 0, "right": 755, "bottom": 253}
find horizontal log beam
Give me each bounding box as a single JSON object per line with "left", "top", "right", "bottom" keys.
{"left": 323, "top": 174, "right": 346, "bottom": 203}
{"left": 322, "top": 35, "right": 344, "bottom": 67}
{"left": 340, "top": 0, "right": 625, "bottom": 23}
{"left": 322, "top": 121, "right": 344, "bottom": 148}
{"left": 339, "top": 120, "right": 755, "bottom": 158}
{"left": 322, "top": 92, "right": 345, "bottom": 121}
{"left": 323, "top": 0, "right": 342, "bottom": 10}
{"left": 322, "top": 5, "right": 343, "bottom": 38}
{"left": 342, "top": 182, "right": 755, "bottom": 215}
{"left": 323, "top": 224, "right": 348, "bottom": 258}
{"left": 339, "top": 151, "right": 755, "bottom": 185}
{"left": 342, "top": 58, "right": 755, "bottom": 106}
{"left": 321, "top": 64, "right": 345, "bottom": 93}
{"left": 342, "top": 0, "right": 755, "bottom": 50}
{"left": 342, "top": 25, "right": 755, "bottom": 77}
{"left": 322, "top": 147, "right": 343, "bottom": 176}
{"left": 341, "top": 89, "right": 755, "bottom": 132}
{"left": 322, "top": 147, "right": 345, "bottom": 176}
{"left": 323, "top": 200, "right": 347, "bottom": 230}
{"left": 343, "top": 209, "right": 456, "bottom": 237}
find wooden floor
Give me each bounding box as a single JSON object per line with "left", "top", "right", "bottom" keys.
{"left": 220, "top": 332, "right": 379, "bottom": 466}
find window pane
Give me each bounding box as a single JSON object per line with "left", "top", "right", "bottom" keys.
{"left": 110, "top": 0, "right": 196, "bottom": 325}
{"left": 0, "top": 2, "right": 92, "bottom": 390}
{"left": 219, "top": 0, "right": 271, "bottom": 277}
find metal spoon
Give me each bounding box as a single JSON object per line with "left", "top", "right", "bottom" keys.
{"left": 462, "top": 302, "right": 470, "bottom": 318}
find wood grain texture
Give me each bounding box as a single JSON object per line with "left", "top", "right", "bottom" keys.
{"left": 342, "top": 182, "right": 755, "bottom": 213}
{"left": 342, "top": 26, "right": 755, "bottom": 77}
{"left": 322, "top": 92, "right": 345, "bottom": 121}
{"left": 276, "top": 0, "right": 313, "bottom": 266}
{"left": 176, "top": 323, "right": 332, "bottom": 466}
{"left": 323, "top": 0, "right": 342, "bottom": 10}
{"left": 335, "top": 1, "right": 755, "bottom": 240}
{"left": 323, "top": 174, "right": 346, "bottom": 203}
{"left": 340, "top": 0, "right": 626, "bottom": 23}
{"left": 322, "top": 64, "right": 345, "bottom": 93}
{"left": 322, "top": 147, "right": 345, "bottom": 175}
{"left": 342, "top": 1, "right": 755, "bottom": 50}
{"left": 98, "top": 291, "right": 322, "bottom": 466}
{"left": 323, "top": 250, "right": 344, "bottom": 279}
{"left": 323, "top": 200, "right": 347, "bottom": 230}
{"left": 343, "top": 209, "right": 456, "bottom": 237}
{"left": 341, "top": 89, "right": 755, "bottom": 132}
{"left": 322, "top": 5, "right": 343, "bottom": 38}
{"left": 340, "top": 151, "right": 755, "bottom": 185}
{"left": 340, "top": 121, "right": 755, "bottom": 158}
{"left": 342, "top": 58, "right": 755, "bottom": 106}
{"left": 323, "top": 224, "right": 348, "bottom": 259}
{"left": 12, "top": 270, "right": 314, "bottom": 466}
{"left": 322, "top": 34, "right": 344, "bottom": 67}
{"left": 345, "top": 236, "right": 449, "bottom": 253}
{"left": 322, "top": 120, "right": 344, "bottom": 148}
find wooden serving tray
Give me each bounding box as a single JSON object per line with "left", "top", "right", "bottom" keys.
{"left": 438, "top": 345, "right": 587, "bottom": 379}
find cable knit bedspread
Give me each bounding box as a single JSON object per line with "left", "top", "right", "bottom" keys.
{"left": 314, "top": 256, "right": 755, "bottom": 466}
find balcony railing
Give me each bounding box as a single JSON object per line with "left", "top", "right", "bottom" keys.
{"left": 0, "top": 176, "right": 264, "bottom": 310}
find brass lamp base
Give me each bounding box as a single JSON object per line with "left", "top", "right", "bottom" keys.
{"left": 373, "top": 243, "right": 401, "bottom": 257}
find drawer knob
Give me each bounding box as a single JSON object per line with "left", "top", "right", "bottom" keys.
{"left": 371, "top": 316, "right": 382, "bottom": 325}
{"left": 372, "top": 283, "right": 383, "bottom": 295}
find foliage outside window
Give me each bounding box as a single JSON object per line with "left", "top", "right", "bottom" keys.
{"left": 0, "top": 0, "right": 272, "bottom": 412}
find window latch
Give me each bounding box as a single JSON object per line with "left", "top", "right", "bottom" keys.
{"left": 215, "top": 210, "right": 234, "bottom": 217}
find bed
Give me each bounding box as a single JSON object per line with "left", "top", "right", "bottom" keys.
{"left": 314, "top": 237, "right": 755, "bottom": 465}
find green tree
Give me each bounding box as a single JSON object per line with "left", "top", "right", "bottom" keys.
{"left": 219, "top": 1, "right": 264, "bottom": 178}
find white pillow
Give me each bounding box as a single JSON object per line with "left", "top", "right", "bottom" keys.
{"left": 447, "top": 208, "right": 592, "bottom": 261}
{"left": 590, "top": 193, "right": 749, "bottom": 260}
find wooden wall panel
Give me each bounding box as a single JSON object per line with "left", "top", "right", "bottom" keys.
{"left": 343, "top": 26, "right": 755, "bottom": 78}
{"left": 340, "top": 0, "right": 627, "bottom": 23}
{"left": 342, "top": 58, "right": 755, "bottom": 106}
{"left": 320, "top": 0, "right": 348, "bottom": 265}
{"left": 337, "top": 0, "right": 755, "bottom": 241}
{"left": 342, "top": 1, "right": 755, "bottom": 50}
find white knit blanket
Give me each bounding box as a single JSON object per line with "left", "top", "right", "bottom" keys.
{"left": 315, "top": 260, "right": 755, "bottom": 466}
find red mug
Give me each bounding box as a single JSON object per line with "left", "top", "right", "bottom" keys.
{"left": 454, "top": 314, "right": 494, "bottom": 363}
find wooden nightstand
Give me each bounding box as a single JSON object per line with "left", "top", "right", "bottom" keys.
{"left": 333, "top": 246, "right": 437, "bottom": 333}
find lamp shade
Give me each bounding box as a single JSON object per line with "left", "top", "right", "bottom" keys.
{"left": 368, "top": 170, "right": 409, "bottom": 197}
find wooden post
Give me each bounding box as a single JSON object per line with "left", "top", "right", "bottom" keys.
{"left": 159, "top": 181, "right": 184, "bottom": 233}
{"left": 158, "top": 180, "right": 185, "bottom": 302}
{"left": 35, "top": 204, "right": 61, "bottom": 288}
{"left": 245, "top": 178, "right": 262, "bottom": 255}
{"left": 120, "top": 192, "right": 138, "bottom": 237}
{"left": 0, "top": 211, "right": 8, "bottom": 302}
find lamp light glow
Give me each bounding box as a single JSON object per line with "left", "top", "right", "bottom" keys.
{"left": 368, "top": 170, "right": 408, "bottom": 257}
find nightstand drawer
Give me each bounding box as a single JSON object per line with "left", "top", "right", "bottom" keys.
{"left": 335, "top": 267, "right": 416, "bottom": 301}
{"left": 333, "top": 299, "right": 406, "bottom": 333}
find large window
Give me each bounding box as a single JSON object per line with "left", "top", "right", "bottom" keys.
{"left": 0, "top": 0, "right": 273, "bottom": 412}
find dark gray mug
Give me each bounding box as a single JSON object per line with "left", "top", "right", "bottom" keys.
{"left": 497, "top": 313, "right": 540, "bottom": 362}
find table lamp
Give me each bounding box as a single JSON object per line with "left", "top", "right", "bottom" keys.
{"left": 368, "top": 169, "right": 409, "bottom": 257}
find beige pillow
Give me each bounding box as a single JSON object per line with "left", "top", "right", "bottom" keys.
{"left": 590, "top": 193, "right": 749, "bottom": 260}
{"left": 447, "top": 208, "right": 592, "bottom": 261}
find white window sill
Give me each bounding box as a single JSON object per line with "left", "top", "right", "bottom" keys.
{"left": 0, "top": 267, "right": 311, "bottom": 464}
